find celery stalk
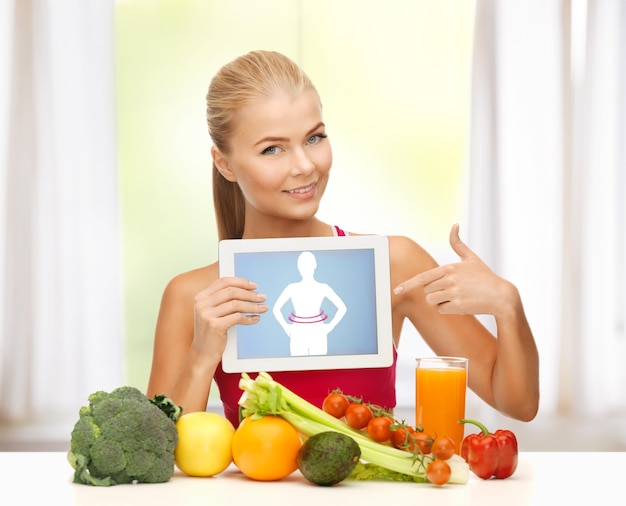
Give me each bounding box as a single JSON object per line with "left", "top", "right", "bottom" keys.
{"left": 237, "top": 372, "right": 469, "bottom": 484}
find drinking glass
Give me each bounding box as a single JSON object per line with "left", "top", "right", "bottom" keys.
{"left": 415, "top": 356, "right": 468, "bottom": 454}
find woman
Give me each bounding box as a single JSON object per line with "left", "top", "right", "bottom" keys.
{"left": 147, "top": 50, "right": 539, "bottom": 427}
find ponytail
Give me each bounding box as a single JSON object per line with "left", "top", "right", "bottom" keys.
{"left": 212, "top": 163, "right": 245, "bottom": 240}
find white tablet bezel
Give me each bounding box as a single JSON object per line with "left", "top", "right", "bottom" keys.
{"left": 218, "top": 235, "right": 393, "bottom": 373}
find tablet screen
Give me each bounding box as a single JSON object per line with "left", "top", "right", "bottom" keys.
{"left": 218, "top": 235, "right": 393, "bottom": 373}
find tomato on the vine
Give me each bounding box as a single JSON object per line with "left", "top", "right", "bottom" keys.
{"left": 322, "top": 392, "right": 350, "bottom": 419}
{"left": 390, "top": 426, "right": 433, "bottom": 453}
{"left": 431, "top": 436, "right": 455, "bottom": 460}
{"left": 344, "top": 403, "right": 373, "bottom": 429}
{"left": 426, "top": 459, "right": 451, "bottom": 486}
{"left": 390, "top": 424, "right": 414, "bottom": 449}
{"left": 366, "top": 416, "right": 394, "bottom": 443}
{"left": 412, "top": 431, "right": 433, "bottom": 454}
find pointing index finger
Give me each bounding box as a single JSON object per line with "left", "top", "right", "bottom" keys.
{"left": 393, "top": 266, "right": 444, "bottom": 295}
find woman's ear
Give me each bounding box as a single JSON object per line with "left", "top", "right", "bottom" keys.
{"left": 212, "top": 146, "right": 237, "bottom": 182}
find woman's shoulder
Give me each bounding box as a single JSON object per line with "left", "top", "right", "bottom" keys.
{"left": 387, "top": 234, "right": 431, "bottom": 254}
{"left": 388, "top": 232, "right": 437, "bottom": 256}
{"left": 379, "top": 235, "right": 438, "bottom": 297}
{"left": 345, "top": 231, "right": 433, "bottom": 257}
{"left": 387, "top": 235, "right": 439, "bottom": 279}
{"left": 341, "top": 231, "right": 438, "bottom": 275}
{"left": 162, "top": 262, "right": 219, "bottom": 300}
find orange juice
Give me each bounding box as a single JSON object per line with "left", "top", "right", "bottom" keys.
{"left": 415, "top": 357, "right": 467, "bottom": 454}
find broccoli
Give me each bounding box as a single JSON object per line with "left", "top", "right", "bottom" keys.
{"left": 67, "top": 386, "right": 182, "bottom": 486}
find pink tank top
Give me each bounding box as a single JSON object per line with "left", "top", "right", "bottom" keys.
{"left": 213, "top": 225, "right": 398, "bottom": 426}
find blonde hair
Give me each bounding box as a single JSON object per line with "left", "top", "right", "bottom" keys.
{"left": 206, "top": 50, "right": 318, "bottom": 240}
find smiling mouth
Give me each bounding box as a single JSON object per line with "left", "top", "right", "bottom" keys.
{"left": 285, "top": 182, "right": 316, "bottom": 194}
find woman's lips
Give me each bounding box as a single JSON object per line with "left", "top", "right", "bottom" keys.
{"left": 284, "top": 181, "right": 317, "bottom": 198}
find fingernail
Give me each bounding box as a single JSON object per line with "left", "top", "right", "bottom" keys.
{"left": 393, "top": 285, "right": 404, "bottom": 295}
{"left": 256, "top": 292, "right": 267, "bottom": 301}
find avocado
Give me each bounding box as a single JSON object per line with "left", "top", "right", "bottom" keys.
{"left": 296, "top": 431, "right": 361, "bottom": 486}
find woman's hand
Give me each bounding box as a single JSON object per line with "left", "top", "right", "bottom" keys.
{"left": 192, "top": 276, "right": 268, "bottom": 358}
{"left": 394, "top": 224, "right": 518, "bottom": 318}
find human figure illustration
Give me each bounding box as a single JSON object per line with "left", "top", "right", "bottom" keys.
{"left": 272, "top": 251, "right": 347, "bottom": 356}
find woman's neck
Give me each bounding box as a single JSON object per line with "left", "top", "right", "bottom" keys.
{"left": 241, "top": 217, "right": 332, "bottom": 239}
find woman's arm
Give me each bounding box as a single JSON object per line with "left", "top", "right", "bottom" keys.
{"left": 390, "top": 225, "right": 539, "bottom": 421}
{"left": 146, "top": 264, "right": 268, "bottom": 413}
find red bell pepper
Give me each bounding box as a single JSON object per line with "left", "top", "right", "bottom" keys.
{"left": 459, "top": 419, "right": 518, "bottom": 479}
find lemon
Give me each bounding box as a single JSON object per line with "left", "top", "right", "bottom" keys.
{"left": 175, "top": 412, "right": 235, "bottom": 477}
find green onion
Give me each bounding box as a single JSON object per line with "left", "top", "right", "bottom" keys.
{"left": 238, "top": 371, "right": 469, "bottom": 484}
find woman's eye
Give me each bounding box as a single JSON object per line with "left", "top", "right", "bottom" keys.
{"left": 307, "top": 134, "right": 327, "bottom": 145}
{"left": 261, "top": 145, "right": 279, "bottom": 155}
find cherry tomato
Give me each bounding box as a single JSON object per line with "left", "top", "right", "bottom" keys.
{"left": 426, "top": 459, "right": 451, "bottom": 486}
{"left": 322, "top": 393, "right": 350, "bottom": 419}
{"left": 390, "top": 425, "right": 414, "bottom": 449}
{"left": 344, "top": 403, "right": 373, "bottom": 429}
{"left": 431, "top": 436, "right": 455, "bottom": 460}
{"left": 411, "top": 430, "right": 433, "bottom": 454}
{"left": 366, "top": 416, "right": 394, "bottom": 443}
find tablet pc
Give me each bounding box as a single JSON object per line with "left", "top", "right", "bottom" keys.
{"left": 218, "top": 235, "right": 393, "bottom": 373}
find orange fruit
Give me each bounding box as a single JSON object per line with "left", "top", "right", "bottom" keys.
{"left": 231, "top": 415, "right": 302, "bottom": 481}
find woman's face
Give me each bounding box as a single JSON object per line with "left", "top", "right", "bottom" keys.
{"left": 213, "top": 89, "right": 332, "bottom": 226}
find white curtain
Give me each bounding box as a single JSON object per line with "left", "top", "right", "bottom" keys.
{"left": 0, "top": 0, "right": 122, "bottom": 424}
{"left": 467, "top": 0, "right": 626, "bottom": 420}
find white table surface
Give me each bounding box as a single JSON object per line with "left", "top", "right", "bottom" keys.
{"left": 2, "top": 451, "right": 623, "bottom": 505}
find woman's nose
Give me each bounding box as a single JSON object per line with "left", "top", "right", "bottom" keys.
{"left": 290, "top": 148, "right": 316, "bottom": 175}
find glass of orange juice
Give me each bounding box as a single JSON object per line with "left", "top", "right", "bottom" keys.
{"left": 415, "top": 357, "right": 468, "bottom": 454}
